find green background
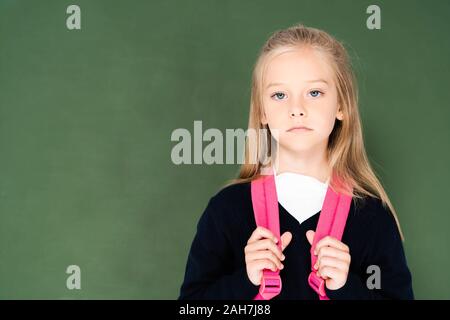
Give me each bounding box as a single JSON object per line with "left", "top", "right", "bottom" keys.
{"left": 0, "top": 0, "right": 449, "bottom": 299}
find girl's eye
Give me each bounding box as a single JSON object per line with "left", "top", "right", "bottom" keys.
{"left": 309, "top": 90, "right": 323, "bottom": 98}
{"left": 271, "top": 92, "right": 286, "bottom": 100}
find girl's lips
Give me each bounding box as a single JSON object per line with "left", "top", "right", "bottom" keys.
{"left": 287, "top": 127, "right": 313, "bottom": 132}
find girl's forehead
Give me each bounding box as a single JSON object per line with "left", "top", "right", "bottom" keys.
{"left": 263, "top": 47, "right": 335, "bottom": 87}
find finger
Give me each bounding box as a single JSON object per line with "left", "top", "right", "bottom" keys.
{"left": 251, "top": 259, "right": 279, "bottom": 272}
{"left": 305, "top": 230, "right": 315, "bottom": 246}
{"left": 315, "top": 256, "right": 349, "bottom": 272}
{"left": 246, "top": 250, "right": 284, "bottom": 270}
{"left": 280, "top": 231, "right": 292, "bottom": 251}
{"left": 314, "top": 236, "right": 349, "bottom": 255}
{"left": 318, "top": 266, "right": 344, "bottom": 280}
{"left": 317, "top": 246, "right": 351, "bottom": 264}
{"left": 246, "top": 238, "right": 283, "bottom": 260}
{"left": 247, "top": 226, "right": 278, "bottom": 245}
{"left": 316, "top": 269, "right": 323, "bottom": 279}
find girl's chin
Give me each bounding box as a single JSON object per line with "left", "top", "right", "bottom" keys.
{"left": 278, "top": 144, "right": 315, "bottom": 154}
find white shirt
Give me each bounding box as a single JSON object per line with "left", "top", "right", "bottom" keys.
{"left": 273, "top": 165, "right": 329, "bottom": 225}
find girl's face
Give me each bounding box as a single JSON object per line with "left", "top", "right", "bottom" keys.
{"left": 261, "top": 46, "right": 343, "bottom": 155}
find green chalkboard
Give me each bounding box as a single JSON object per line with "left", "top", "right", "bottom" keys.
{"left": 0, "top": 0, "right": 449, "bottom": 299}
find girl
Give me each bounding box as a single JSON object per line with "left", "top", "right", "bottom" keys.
{"left": 178, "top": 24, "right": 414, "bottom": 300}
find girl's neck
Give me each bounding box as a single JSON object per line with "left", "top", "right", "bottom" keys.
{"left": 272, "top": 147, "right": 331, "bottom": 184}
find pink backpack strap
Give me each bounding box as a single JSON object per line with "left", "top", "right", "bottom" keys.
{"left": 308, "top": 178, "right": 353, "bottom": 300}
{"left": 251, "top": 172, "right": 282, "bottom": 300}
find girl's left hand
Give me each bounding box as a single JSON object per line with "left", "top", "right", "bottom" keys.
{"left": 306, "top": 230, "right": 351, "bottom": 291}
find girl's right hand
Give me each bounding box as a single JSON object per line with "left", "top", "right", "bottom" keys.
{"left": 244, "top": 226, "right": 293, "bottom": 286}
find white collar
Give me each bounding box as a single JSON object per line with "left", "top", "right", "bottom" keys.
{"left": 273, "top": 165, "right": 329, "bottom": 225}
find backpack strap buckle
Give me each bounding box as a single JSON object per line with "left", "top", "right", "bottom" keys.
{"left": 308, "top": 271, "right": 327, "bottom": 298}
{"left": 258, "top": 270, "right": 282, "bottom": 300}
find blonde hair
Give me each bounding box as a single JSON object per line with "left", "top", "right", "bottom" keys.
{"left": 224, "top": 23, "right": 404, "bottom": 239}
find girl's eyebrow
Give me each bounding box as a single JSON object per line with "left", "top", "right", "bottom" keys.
{"left": 305, "top": 79, "right": 329, "bottom": 85}
{"left": 265, "top": 82, "right": 286, "bottom": 89}
{"left": 265, "top": 79, "right": 329, "bottom": 89}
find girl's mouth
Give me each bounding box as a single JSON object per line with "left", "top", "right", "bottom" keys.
{"left": 287, "top": 126, "right": 313, "bottom": 133}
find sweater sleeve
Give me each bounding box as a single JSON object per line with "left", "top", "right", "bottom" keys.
{"left": 325, "top": 201, "right": 414, "bottom": 300}
{"left": 178, "top": 195, "right": 260, "bottom": 300}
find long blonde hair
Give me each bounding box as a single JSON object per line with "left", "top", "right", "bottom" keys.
{"left": 224, "top": 23, "right": 404, "bottom": 239}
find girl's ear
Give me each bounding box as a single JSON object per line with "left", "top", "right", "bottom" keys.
{"left": 336, "top": 105, "right": 344, "bottom": 121}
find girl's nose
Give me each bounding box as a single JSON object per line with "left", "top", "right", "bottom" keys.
{"left": 290, "top": 111, "right": 304, "bottom": 117}
{"left": 289, "top": 104, "right": 306, "bottom": 117}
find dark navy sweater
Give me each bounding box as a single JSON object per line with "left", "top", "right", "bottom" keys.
{"left": 178, "top": 181, "right": 414, "bottom": 300}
